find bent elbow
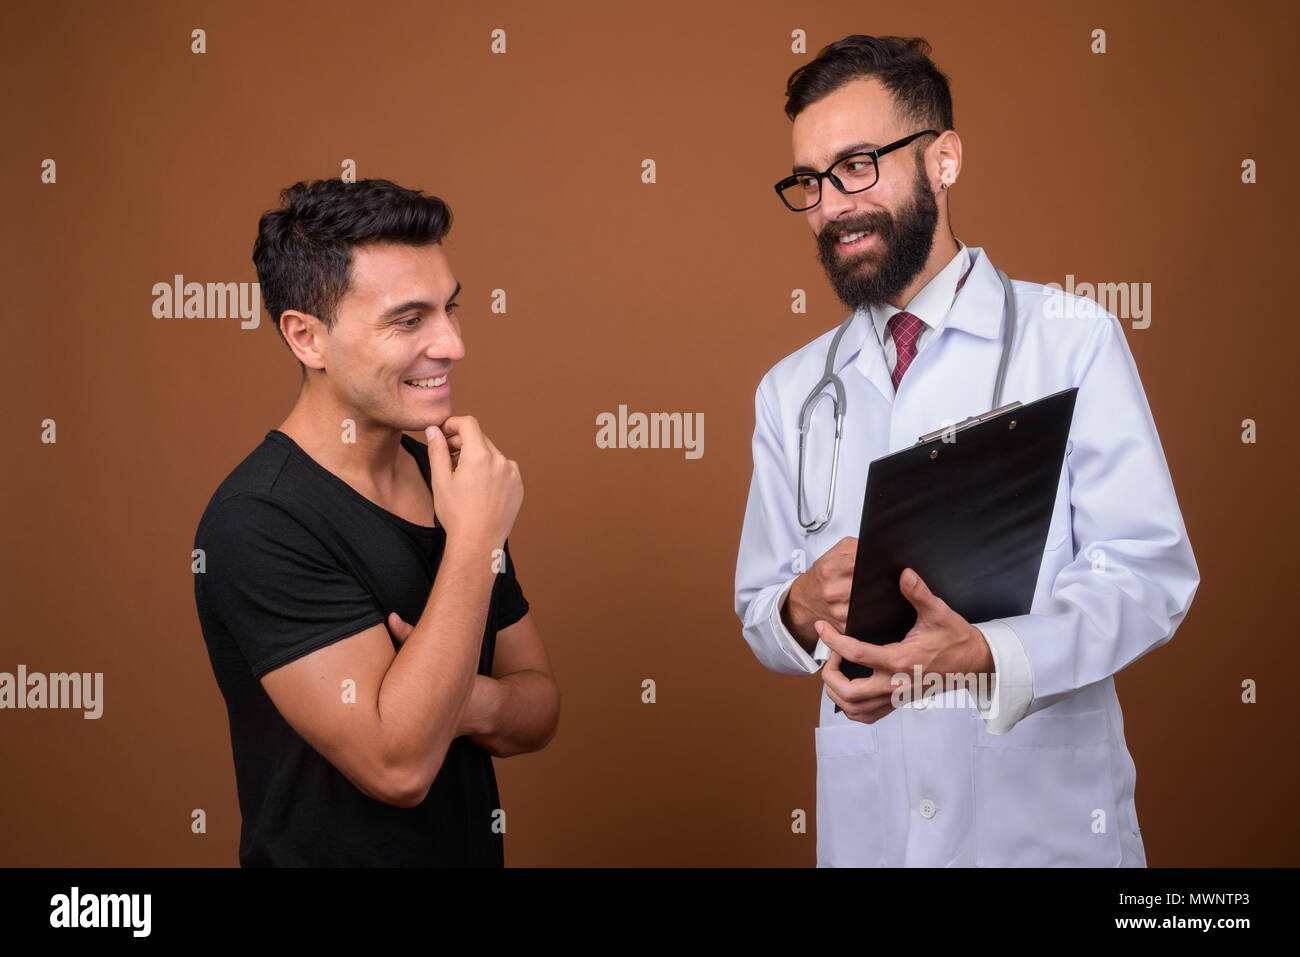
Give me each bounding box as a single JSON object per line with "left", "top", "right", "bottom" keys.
{"left": 375, "top": 737, "right": 453, "bottom": 809}
{"left": 381, "top": 754, "right": 445, "bottom": 809}
{"left": 387, "top": 778, "right": 431, "bottom": 810}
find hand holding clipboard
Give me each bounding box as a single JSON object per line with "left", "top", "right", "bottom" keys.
{"left": 826, "top": 388, "right": 1079, "bottom": 704}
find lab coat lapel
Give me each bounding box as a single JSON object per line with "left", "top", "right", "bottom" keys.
{"left": 943, "top": 246, "right": 1005, "bottom": 342}
{"left": 843, "top": 311, "right": 896, "bottom": 407}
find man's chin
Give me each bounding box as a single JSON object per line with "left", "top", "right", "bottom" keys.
{"left": 825, "top": 266, "right": 882, "bottom": 309}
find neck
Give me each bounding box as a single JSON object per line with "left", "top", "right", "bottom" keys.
{"left": 276, "top": 379, "right": 407, "bottom": 492}
{"left": 889, "top": 230, "right": 960, "bottom": 311}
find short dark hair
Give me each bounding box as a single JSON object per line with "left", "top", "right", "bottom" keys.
{"left": 784, "top": 35, "right": 954, "bottom": 134}
{"left": 252, "top": 178, "right": 453, "bottom": 358}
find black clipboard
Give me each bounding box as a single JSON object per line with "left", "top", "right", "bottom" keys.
{"left": 838, "top": 387, "right": 1078, "bottom": 682}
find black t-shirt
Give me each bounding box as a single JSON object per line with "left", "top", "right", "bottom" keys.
{"left": 193, "top": 429, "right": 529, "bottom": 867}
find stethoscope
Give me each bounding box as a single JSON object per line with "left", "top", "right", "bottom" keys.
{"left": 796, "top": 267, "right": 1018, "bottom": 535}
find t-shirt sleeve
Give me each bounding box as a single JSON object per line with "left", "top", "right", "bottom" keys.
{"left": 493, "top": 539, "right": 530, "bottom": 631}
{"left": 196, "top": 494, "right": 385, "bottom": 678}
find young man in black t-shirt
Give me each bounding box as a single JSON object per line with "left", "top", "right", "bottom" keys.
{"left": 194, "top": 178, "right": 559, "bottom": 866}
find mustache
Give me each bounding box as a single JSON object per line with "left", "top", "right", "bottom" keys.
{"left": 818, "top": 213, "right": 891, "bottom": 243}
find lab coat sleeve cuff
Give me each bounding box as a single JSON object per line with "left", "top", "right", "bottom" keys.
{"left": 770, "top": 578, "right": 829, "bottom": 673}
{"left": 972, "top": 620, "right": 1033, "bottom": 734}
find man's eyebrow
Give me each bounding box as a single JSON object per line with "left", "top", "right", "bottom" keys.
{"left": 792, "top": 142, "right": 880, "bottom": 175}
{"left": 375, "top": 282, "right": 462, "bottom": 322}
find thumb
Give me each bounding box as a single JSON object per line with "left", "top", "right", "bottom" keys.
{"left": 900, "top": 568, "right": 939, "bottom": 617}
{"left": 425, "top": 425, "right": 453, "bottom": 490}
{"left": 386, "top": 611, "right": 416, "bottom": 644}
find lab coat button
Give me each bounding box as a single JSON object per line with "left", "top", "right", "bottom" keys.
{"left": 919, "top": 799, "right": 937, "bottom": 819}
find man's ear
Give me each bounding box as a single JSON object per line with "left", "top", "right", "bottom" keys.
{"left": 933, "top": 130, "right": 962, "bottom": 192}
{"left": 280, "top": 309, "right": 328, "bottom": 372}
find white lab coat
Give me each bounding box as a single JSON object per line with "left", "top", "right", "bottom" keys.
{"left": 734, "top": 246, "right": 1199, "bottom": 867}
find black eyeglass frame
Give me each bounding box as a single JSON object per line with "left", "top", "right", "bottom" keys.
{"left": 774, "top": 129, "right": 941, "bottom": 211}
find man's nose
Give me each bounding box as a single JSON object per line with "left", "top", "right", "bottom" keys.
{"left": 816, "top": 177, "right": 858, "bottom": 221}
{"left": 425, "top": 312, "right": 465, "bottom": 361}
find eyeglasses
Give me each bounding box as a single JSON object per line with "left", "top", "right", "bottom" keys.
{"left": 775, "top": 130, "right": 940, "bottom": 212}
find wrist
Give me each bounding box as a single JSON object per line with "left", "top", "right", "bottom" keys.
{"left": 461, "top": 674, "right": 505, "bottom": 738}
{"left": 970, "top": 624, "right": 996, "bottom": 675}
{"left": 443, "top": 533, "right": 505, "bottom": 572}
{"left": 780, "top": 576, "right": 815, "bottom": 644}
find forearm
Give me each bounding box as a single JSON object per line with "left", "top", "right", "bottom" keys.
{"left": 463, "top": 670, "right": 560, "bottom": 758}
{"left": 376, "top": 536, "right": 498, "bottom": 790}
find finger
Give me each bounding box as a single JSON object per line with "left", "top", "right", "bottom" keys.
{"left": 822, "top": 679, "right": 859, "bottom": 718}
{"left": 888, "top": 667, "right": 914, "bottom": 704}
{"left": 900, "top": 567, "right": 945, "bottom": 621}
{"left": 386, "top": 611, "right": 416, "bottom": 644}
{"left": 440, "top": 415, "right": 482, "bottom": 449}
{"left": 828, "top": 600, "right": 850, "bottom": 627}
{"left": 424, "top": 425, "right": 454, "bottom": 490}
{"left": 815, "top": 621, "right": 893, "bottom": 670}
{"left": 859, "top": 702, "right": 896, "bottom": 725}
{"left": 820, "top": 649, "right": 869, "bottom": 704}
{"left": 438, "top": 415, "right": 471, "bottom": 439}
{"left": 824, "top": 579, "right": 853, "bottom": 603}
{"left": 458, "top": 421, "right": 504, "bottom": 461}
{"left": 823, "top": 678, "right": 896, "bottom": 722}
{"left": 443, "top": 416, "right": 497, "bottom": 450}
{"left": 827, "top": 664, "right": 902, "bottom": 709}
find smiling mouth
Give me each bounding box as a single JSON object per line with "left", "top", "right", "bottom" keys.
{"left": 403, "top": 374, "right": 448, "bottom": 389}
{"left": 835, "top": 228, "right": 877, "bottom": 254}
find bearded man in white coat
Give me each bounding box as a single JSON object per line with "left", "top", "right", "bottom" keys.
{"left": 734, "top": 34, "right": 1199, "bottom": 867}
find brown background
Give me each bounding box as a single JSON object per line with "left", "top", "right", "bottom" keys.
{"left": 1, "top": 0, "right": 1296, "bottom": 866}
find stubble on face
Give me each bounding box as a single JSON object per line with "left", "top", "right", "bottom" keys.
{"left": 815, "top": 153, "right": 939, "bottom": 312}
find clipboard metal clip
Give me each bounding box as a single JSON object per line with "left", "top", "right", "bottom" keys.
{"left": 916, "top": 400, "right": 1023, "bottom": 445}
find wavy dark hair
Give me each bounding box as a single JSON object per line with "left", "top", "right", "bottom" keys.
{"left": 784, "top": 35, "right": 954, "bottom": 134}
{"left": 252, "top": 178, "right": 452, "bottom": 362}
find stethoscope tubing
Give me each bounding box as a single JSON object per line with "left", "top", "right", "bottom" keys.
{"left": 796, "top": 268, "right": 1017, "bottom": 535}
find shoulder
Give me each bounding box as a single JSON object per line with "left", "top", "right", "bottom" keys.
{"left": 1007, "top": 276, "right": 1123, "bottom": 371}
{"left": 1009, "top": 276, "right": 1116, "bottom": 330}
{"left": 753, "top": 319, "right": 853, "bottom": 413}
{"left": 195, "top": 432, "right": 305, "bottom": 543}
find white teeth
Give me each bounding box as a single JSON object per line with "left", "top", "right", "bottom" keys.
{"left": 404, "top": 375, "right": 447, "bottom": 388}
{"left": 839, "top": 230, "right": 871, "bottom": 244}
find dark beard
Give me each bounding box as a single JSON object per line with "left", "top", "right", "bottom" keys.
{"left": 815, "top": 158, "right": 939, "bottom": 311}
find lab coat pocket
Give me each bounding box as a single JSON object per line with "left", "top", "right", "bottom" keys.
{"left": 814, "top": 722, "right": 886, "bottom": 867}
{"left": 971, "top": 709, "right": 1121, "bottom": 867}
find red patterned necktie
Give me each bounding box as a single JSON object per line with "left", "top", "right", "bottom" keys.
{"left": 885, "top": 258, "right": 976, "bottom": 391}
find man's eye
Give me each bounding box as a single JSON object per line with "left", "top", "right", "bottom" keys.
{"left": 446, "top": 301, "right": 460, "bottom": 315}
{"left": 400, "top": 316, "right": 421, "bottom": 327}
